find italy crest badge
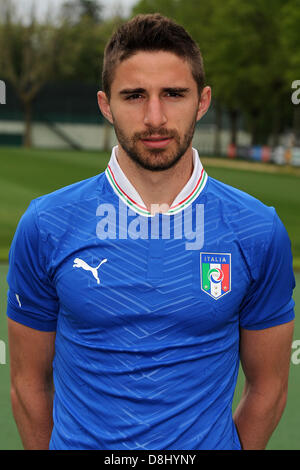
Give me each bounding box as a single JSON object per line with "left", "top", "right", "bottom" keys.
{"left": 200, "top": 253, "right": 231, "bottom": 300}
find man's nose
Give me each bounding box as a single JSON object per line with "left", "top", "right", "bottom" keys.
{"left": 143, "top": 97, "right": 167, "bottom": 129}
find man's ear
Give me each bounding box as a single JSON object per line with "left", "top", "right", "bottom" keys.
{"left": 97, "top": 91, "right": 114, "bottom": 124}
{"left": 196, "top": 86, "right": 211, "bottom": 122}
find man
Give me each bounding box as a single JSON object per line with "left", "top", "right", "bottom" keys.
{"left": 6, "top": 14, "right": 295, "bottom": 450}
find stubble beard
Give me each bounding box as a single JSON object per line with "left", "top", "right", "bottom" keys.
{"left": 112, "top": 111, "right": 198, "bottom": 172}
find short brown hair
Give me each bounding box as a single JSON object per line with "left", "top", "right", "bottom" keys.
{"left": 102, "top": 13, "right": 205, "bottom": 100}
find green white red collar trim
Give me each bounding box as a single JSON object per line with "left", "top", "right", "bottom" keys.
{"left": 105, "top": 146, "right": 208, "bottom": 217}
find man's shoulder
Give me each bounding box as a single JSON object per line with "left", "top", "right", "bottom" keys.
{"left": 206, "top": 175, "right": 275, "bottom": 222}
{"left": 204, "top": 176, "right": 293, "bottom": 285}
{"left": 204, "top": 175, "right": 280, "bottom": 250}
{"left": 33, "top": 171, "right": 108, "bottom": 214}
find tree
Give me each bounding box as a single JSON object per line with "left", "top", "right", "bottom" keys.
{"left": 132, "top": 0, "right": 179, "bottom": 18}
{"left": 61, "top": 0, "right": 103, "bottom": 25}
{"left": 195, "top": 0, "right": 290, "bottom": 146}
{"left": 0, "top": 2, "right": 61, "bottom": 147}
{"left": 53, "top": 8, "right": 125, "bottom": 151}
{"left": 280, "top": 0, "right": 300, "bottom": 144}
{"left": 132, "top": 0, "right": 293, "bottom": 147}
{"left": 0, "top": 0, "right": 116, "bottom": 148}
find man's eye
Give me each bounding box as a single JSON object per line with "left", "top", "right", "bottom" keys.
{"left": 167, "top": 92, "right": 183, "bottom": 98}
{"left": 126, "top": 94, "right": 143, "bottom": 100}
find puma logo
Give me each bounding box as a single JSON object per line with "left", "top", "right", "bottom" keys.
{"left": 73, "top": 257, "right": 107, "bottom": 285}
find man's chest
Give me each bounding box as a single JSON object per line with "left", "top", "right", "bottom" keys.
{"left": 49, "top": 220, "right": 249, "bottom": 340}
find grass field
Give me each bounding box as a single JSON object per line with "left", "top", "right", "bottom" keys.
{"left": 0, "top": 146, "right": 299, "bottom": 449}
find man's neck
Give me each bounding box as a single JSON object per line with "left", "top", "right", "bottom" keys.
{"left": 115, "top": 145, "right": 194, "bottom": 214}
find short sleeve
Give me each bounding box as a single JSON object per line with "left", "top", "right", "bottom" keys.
{"left": 239, "top": 212, "right": 295, "bottom": 330}
{"left": 6, "top": 200, "right": 59, "bottom": 331}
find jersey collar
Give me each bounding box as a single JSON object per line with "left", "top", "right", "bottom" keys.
{"left": 105, "top": 145, "right": 208, "bottom": 217}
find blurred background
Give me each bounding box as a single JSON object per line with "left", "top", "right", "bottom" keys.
{"left": 0, "top": 0, "right": 299, "bottom": 450}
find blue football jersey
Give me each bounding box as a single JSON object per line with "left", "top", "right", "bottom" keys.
{"left": 6, "top": 147, "right": 295, "bottom": 450}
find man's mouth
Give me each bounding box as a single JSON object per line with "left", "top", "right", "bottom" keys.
{"left": 141, "top": 136, "right": 173, "bottom": 148}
